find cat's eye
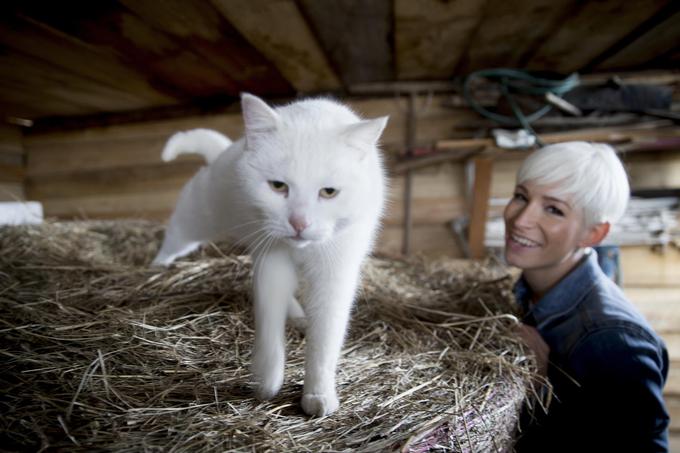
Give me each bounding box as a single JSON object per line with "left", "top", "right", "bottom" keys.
{"left": 319, "top": 187, "right": 338, "bottom": 199}
{"left": 268, "top": 180, "right": 288, "bottom": 194}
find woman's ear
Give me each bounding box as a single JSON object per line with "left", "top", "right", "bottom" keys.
{"left": 579, "top": 222, "right": 611, "bottom": 247}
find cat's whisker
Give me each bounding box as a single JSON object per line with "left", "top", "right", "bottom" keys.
{"left": 231, "top": 226, "right": 268, "bottom": 248}
{"left": 265, "top": 222, "right": 288, "bottom": 238}
{"left": 222, "top": 224, "right": 272, "bottom": 256}
{"left": 249, "top": 228, "right": 281, "bottom": 263}
{"left": 254, "top": 231, "right": 274, "bottom": 256}
{"left": 261, "top": 233, "right": 277, "bottom": 261}
{"left": 222, "top": 222, "right": 268, "bottom": 241}
{"left": 207, "top": 218, "right": 270, "bottom": 252}
{"left": 223, "top": 217, "right": 267, "bottom": 232}
{"left": 225, "top": 218, "right": 269, "bottom": 237}
{"left": 247, "top": 231, "right": 272, "bottom": 259}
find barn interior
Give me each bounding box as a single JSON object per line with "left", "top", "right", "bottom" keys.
{"left": 1, "top": 0, "right": 679, "bottom": 450}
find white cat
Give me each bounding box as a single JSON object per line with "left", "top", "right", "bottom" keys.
{"left": 153, "top": 94, "right": 388, "bottom": 416}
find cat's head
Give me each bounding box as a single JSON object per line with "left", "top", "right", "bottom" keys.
{"left": 238, "top": 93, "right": 387, "bottom": 250}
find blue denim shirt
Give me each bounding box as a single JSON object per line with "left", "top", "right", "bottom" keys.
{"left": 514, "top": 249, "right": 669, "bottom": 452}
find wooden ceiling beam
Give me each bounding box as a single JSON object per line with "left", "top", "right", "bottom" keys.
{"left": 394, "top": 0, "right": 486, "bottom": 80}
{"left": 0, "top": 49, "right": 170, "bottom": 115}
{"left": 9, "top": 2, "right": 197, "bottom": 100}
{"left": 297, "top": 0, "right": 393, "bottom": 86}
{"left": 0, "top": 14, "right": 176, "bottom": 110}
{"left": 122, "top": 0, "right": 293, "bottom": 96}
{"left": 119, "top": 0, "right": 293, "bottom": 96}
{"left": 591, "top": 3, "right": 680, "bottom": 71}
{"left": 210, "top": 0, "right": 341, "bottom": 93}
{"left": 524, "top": 0, "right": 671, "bottom": 74}
{"left": 348, "top": 80, "right": 459, "bottom": 95}
{"left": 457, "top": 0, "right": 575, "bottom": 74}
{"left": 11, "top": 1, "right": 292, "bottom": 101}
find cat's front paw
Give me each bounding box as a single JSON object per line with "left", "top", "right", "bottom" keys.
{"left": 255, "top": 381, "right": 282, "bottom": 401}
{"left": 301, "top": 392, "right": 339, "bottom": 417}
{"left": 252, "top": 360, "right": 284, "bottom": 401}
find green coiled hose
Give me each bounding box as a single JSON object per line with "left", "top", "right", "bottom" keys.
{"left": 462, "top": 68, "right": 580, "bottom": 146}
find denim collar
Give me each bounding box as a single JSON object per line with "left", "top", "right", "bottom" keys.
{"left": 514, "top": 249, "right": 600, "bottom": 330}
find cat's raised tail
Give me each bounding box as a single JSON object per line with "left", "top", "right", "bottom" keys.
{"left": 161, "top": 128, "right": 232, "bottom": 164}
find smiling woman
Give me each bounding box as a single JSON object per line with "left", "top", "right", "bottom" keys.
{"left": 504, "top": 182, "right": 609, "bottom": 296}
{"left": 506, "top": 142, "right": 670, "bottom": 452}
{"left": 505, "top": 141, "right": 630, "bottom": 297}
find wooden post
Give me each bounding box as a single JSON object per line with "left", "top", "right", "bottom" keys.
{"left": 401, "top": 92, "right": 416, "bottom": 255}
{"left": 468, "top": 157, "right": 493, "bottom": 259}
{"left": 0, "top": 123, "right": 26, "bottom": 201}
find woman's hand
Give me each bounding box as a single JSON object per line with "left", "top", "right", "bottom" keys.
{"left": 517, "top": 323, "right": 550, "bottom": 377}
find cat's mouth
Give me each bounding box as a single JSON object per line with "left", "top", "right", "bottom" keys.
{"left": 287, "top": 235, "right": 312, "bottom": 248}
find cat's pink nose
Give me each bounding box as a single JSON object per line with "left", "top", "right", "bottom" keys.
{"left": 289, "top": 216, "right": 308, "bottom": 235}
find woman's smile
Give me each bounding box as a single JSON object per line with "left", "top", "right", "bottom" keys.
{"left": 506, "top": 232, "right": 542, "bottom": 249}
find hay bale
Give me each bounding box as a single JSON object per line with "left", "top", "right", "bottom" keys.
{"left": 0, "top": 221, "right": 537, "bottom": 452}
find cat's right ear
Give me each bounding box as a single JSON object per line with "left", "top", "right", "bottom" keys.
{"left": 342, "top": 116, "right": 389, "bottom": 158}
{"left": 241, "top": 93, "right": 279, "bottom": 149}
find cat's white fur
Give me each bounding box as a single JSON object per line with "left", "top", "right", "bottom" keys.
{"left": 152, "top": 94, "right": 387, "bottom": 416}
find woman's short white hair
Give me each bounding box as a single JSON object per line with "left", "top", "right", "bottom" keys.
{"left": 516, "top": 141, "right": 630, "bottom": 225}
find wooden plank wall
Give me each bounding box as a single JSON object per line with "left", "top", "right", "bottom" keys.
{"left": 22, "top": 95, "right": 480, "bottom": 227}
{"left": 22, "top": 96, "right": 680, "bottom": 257}
{"left": 623, "top": 247, "right": 680, "bottom": 445}
{"left": 0, "top": 124, "right": 24, "bottom": 201}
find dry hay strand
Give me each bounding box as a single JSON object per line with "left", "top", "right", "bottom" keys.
{"left": 0, "top": 221, "right": 539, "bottom": 452}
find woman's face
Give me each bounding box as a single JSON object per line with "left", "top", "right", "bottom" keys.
{"left": 503, "top": 181, "right": 590, "bottom": 270}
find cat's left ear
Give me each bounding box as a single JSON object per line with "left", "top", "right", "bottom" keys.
{"left": 342, "top": 116, "right": 389, "bottom": 156}
{"left": 241, "top": 93, "right": 280, "bottom": 149}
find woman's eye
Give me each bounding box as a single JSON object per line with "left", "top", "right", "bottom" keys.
{"left": 268, "top": 180, "right": 288, "bottom": 194}
{"left": 546, "top": 205, "right": 564, "bottom": 216}
{"left": 319, "top": 187, "right": 339, "bottom": 199}
{"left": 513, "top": 192, "right": 528, "bottom": 202}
